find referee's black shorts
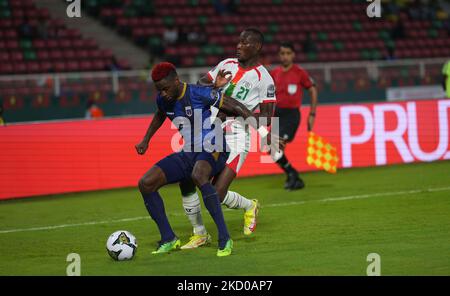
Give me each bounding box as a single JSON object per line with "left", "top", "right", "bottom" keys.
{"left": 274, "top": 107, "right": 301, "bottom": 143}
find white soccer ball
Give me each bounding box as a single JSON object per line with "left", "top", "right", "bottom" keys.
{"left": 106, "top": 230, "right": 138, "bottom": 261}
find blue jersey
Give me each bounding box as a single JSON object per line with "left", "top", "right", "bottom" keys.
{"left": 156, "top": 83, "right": 226, "bottom": 152}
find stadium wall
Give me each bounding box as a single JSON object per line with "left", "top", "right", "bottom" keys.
{"left": 1, "top": 98, "right": 449, "bottom": 200}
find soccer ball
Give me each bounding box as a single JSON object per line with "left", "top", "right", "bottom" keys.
{"left": 106, "top": 230, "right": 138, "bottom": 261}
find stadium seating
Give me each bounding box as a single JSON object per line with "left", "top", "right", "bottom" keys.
{"left": 0, "top": 0, "right": 131, "bottom": 74}
{"left": 87, "top": 0, "right": 450, "bottom": 67}
{"left": 1, "top": 0, "right": 449, "bottom": 123}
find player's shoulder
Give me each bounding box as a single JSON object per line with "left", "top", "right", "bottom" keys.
{"left": 220, "top": 57, "right": 239, "bottom": 66}
{"left": 188, "top": 84, "right": 215, "bottom": 100}
{"left": 188, "top": 83, "right": 212, "bottom": 93}
{"left": 256, "top": 64, "right": 274, "bottom": 82}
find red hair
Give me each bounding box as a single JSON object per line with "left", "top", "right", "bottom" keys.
{"left": 151, "top": 62, "right": 176, "bottom": 82}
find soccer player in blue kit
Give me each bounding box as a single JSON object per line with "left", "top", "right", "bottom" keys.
{"left": 136, "top": 62, "right": 269, "bottom": 257}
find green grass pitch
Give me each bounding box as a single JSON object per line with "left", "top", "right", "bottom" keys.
{"left": 1, "top": 161, "right": 449, "bottom": 275}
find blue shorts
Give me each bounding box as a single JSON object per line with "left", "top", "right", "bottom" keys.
{"left": 155, "top": 151, "right": 229, "bottom": 184}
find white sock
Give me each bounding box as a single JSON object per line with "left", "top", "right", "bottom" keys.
{"left": 222, "top": 191, "right": 253, "bottom": 211}
{"left": 271, "top": 149, "right": 284, "bottom": 162}
{"left": 182, "top": 192, "right": 207, "bottom": 235}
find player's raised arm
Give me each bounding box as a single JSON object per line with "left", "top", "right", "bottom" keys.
{"left": 197, "top": 59, "right": 232, "bottom": 86}
{"left": 135, "top": 109, "right": 167, "bottom": 155}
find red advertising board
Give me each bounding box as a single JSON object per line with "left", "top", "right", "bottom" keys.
{"left": 1, "top": 99, "right": 449, "bottom": 200}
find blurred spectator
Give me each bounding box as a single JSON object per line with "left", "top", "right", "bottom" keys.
{"left": 47, "top": 23, "right": 62, "bottom": 39}
{"left": 109, "top": 57, "right": 120, "bottom": 71}
{"left": 19, "top": 17, "right": 33, "bottom": 39}
{"left": 227, "top": 0, "right": 239, "bottom": 14}
{"left": 213, "top": 0, "right": 239, "bottom": 15}
{"left": 385, "top": 43, "right": 396, "bottom": 60}
{"left": 163, "top": 24, "right": 179, "bottom": 45}
{"left": 391, "top": 19, "right": 405, "bottom": 40}
{"left": 444, "top": 19, "right": 450, "bottom": 36}
{"left": 187, "top": 25, "right": 208, "bottom": 45}
{"left": 37, "top": 18, "right": 49, "bottom": 40}
{"left": 408, "top": 0, "right": 440, "bottom": 20}
{"left": 85, "top": 100, "right": 104, "bottom": 119}
{"left": 149, "top": 41, "right": 165, "bottom": 60}
{"left": 443, "top": 60, "right": 450, "bottom": 98}
{"left": 178, "top": 26, "right": 188, "bottom": 44}
{"left": 213, "top": 0, "right": 227, "bottom": 15}
{"left": 0, "top": 102, "right": 5, "bottom": 126}
{"left": 302, "top": 32, "right": 317, "bottom": 54}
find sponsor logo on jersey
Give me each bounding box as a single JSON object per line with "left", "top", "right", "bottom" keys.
{"left": 185, "top": 106, "right": 192, "bottom": 117}
{"left": 267, "top": 84, "right": 275, "bottom": 98}
{"left": 243, "top": 81, "right": 252, "bottom": 89}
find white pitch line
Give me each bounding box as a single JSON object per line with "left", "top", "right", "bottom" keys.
{"left": 1, "top": 186, "right": 449, "bottom": 235}
{"left": 0, "top": 216, "right": 150, "bottom": 234}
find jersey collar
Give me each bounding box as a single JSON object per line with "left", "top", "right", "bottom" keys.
{"left": 176, "top": 83, "right": 187, "bottom": 100}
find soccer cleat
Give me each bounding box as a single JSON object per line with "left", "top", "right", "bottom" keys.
{"left": 151, "top": 238, "right": 181, "bottom": 254}
{"left": 243, "top": 199, "right": 260, "bottom": 235}
{"left": 288, "top": 176, "right": 305, "bottom": 191}
{"left": 180, "top": 233, "right": 211, "bottom": 250}
{"left": 217, "top": 239, "right": 233, "bottom": 257}
{"left": 284, "top": 172, "right": 298, "bottom": 189}
{"left": 284, "top": 177, "right": 291, "bottom": 189}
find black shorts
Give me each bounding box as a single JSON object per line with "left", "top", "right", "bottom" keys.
{"left": 274, "top": 107, "right": 301, "bottom": 142}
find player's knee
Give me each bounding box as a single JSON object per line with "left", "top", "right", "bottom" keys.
{"left": 138, "top": 175, "right": 158, "bottom": 193}
{"left": 191, "top": 170, "right": 208, "bottom": 187}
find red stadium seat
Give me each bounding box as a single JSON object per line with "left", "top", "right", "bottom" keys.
{"left": 0, "top": 52, "right": 9, "bottom": 62}
{"left": 92, "top": 60, "right": 106, "bottom": 70}
{"left": 0, "top": 63, "right": 14, "bottom": 74}
{"left": 79, "top": 60, "right": 94, "bottom": 71}
{"left": 49, "top": 50, "right": 63, "bottom": 60}
{"left": 26, "top": 61, "right": 40, "bottom": 73}
{"left": 40, "top": 61, "right": 53, "bottom": 72}
{"left": 14, "top": 62, "right": 27, "bottom": 74}
{"left": 59, "top": 39, "right": 73, "bottom": 48}
{"left": 63, "top": 49, "right": 76, "bottom": 60}
{"left": 45, "top": 39, "right": 59, "bottom": 49}
{"left": 37, "top": 50, "right": 50, "bottom": 60}
{"left": 66, "top": 60, "right": 80, "bottom": 72}
{"left": 11, "top": 52, "right": 23, "bottom": 61}
{"left": 53, "top": 61, "right": 66, "bottom": 72}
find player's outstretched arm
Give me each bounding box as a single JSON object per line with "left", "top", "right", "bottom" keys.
{"left": 135, "top": 109, "right": 166, "bottom": 155}
{"left": 219, "top": 95, "right": 254, "bottom": 122}
{"left": 220, "top": 96, "right": 277, "bottom": 148}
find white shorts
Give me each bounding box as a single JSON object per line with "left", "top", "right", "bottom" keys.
{"left": 224, "top": 122, "right": 250, "bottom": 174}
